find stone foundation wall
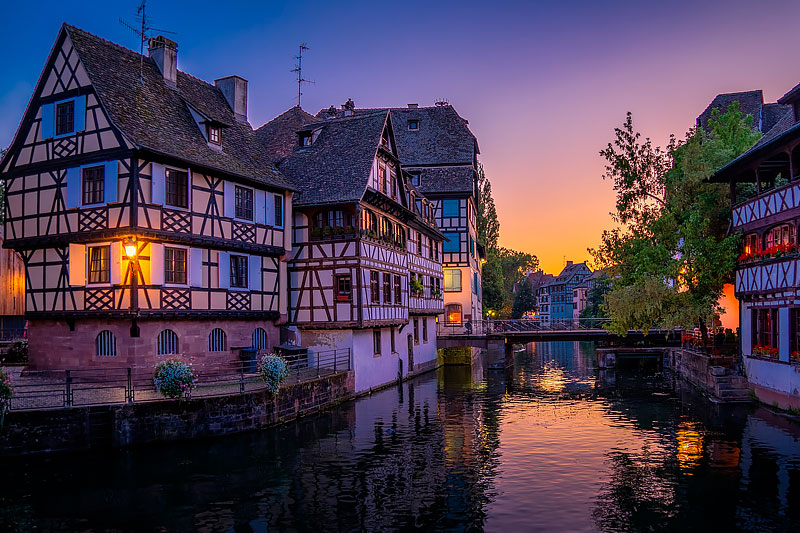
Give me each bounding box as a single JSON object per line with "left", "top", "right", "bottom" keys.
{"left": 27, "top": 318, "right": 281, "bottom": 370}
{"left": 0, "top": 370, "right": 355, "bottom": 456}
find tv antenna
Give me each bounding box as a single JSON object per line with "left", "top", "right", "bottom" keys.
{"left": 119, "top": 0, "right": 176, "bottom": 83}
{"left": 291, "top": 43, "right": 313, "bottom": 107}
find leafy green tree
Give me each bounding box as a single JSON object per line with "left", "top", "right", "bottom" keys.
{"left": 476, "top": 162, "right": 500, "bottom": 250}
{"left": 579, "top": 272, "right": 611, "bottom": 319}
{"left": 594, "top": 103, "right": 760, "bottom": 339}
{"left": 511, "top": 276, "right": 537, "bottom": 318}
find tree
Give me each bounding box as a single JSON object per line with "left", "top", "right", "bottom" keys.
{"left": 511, "top": 276, "right": 536, "bottom": 319}
{"left": 594, "top": 103, "right": 760, "bottom": 339}
{"left": 476, "top": 163, "right": 499, "bottom": 251}
{"left": 580, "top": 272, "right": 611, "bottom": 319}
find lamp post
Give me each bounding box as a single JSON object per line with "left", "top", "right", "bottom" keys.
{"left": 123, "top": 237, "right": 140, "bottom": 337}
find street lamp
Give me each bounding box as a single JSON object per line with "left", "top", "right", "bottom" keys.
{"left": 122, "top": 237, "right": 140, "bottom": 337}
{"left": 123, "top": 237, "right": 137, "bottom": 259}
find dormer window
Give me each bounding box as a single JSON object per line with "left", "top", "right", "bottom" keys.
{"left": 409, "top": 172, "right": 421, "bottom": 186}
{"left": 299, "top": 132, "right": 313, "bottom": 147}
{"left": 56, "top": 100, "right": 75, "bottom": 136}
{"left": 207, "top": 125, "right": 221, "bottom": 145}
{"left": 408, "top": 119, "right": 419, "bottom": 131}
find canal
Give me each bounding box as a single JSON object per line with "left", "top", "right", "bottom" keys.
{"left": 1, "top": 341, "right": 800, "bottom": 532}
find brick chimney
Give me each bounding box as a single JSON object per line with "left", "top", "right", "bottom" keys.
{"left": 215, "top": 76, "right": 248, "bottom": 123}
{"left": 566, "top": 260, "right": 573, "bottom": 267}
{"left": 341, "top": 98, "right": 355, "bottom": 117}
{"left": 148, "top": 35, "right": 178, "bottom": 88}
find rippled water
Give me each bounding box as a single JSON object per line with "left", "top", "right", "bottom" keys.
{"left": 2, "top": 341, "right": 800, "bottom": 532}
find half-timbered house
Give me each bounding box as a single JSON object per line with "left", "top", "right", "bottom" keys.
{"left": 258, "top": 109, "right": 444, "bottom": 392}
{"left": 0, "top": 25, "right": 293, "bottom": 369}
{"left": 709, "top": 86, "right": 800, "bottom": 408}
{"left": 319, "top": 102, "right": 484, "bottom": 330}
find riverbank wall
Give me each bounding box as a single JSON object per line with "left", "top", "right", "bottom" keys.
{"left": 0, "top": 371, "right": 355, "bottom": 456}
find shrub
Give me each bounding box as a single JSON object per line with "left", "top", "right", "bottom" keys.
{"left": 153, "top": 359, "right": 197, "bottom": 399}
{"left": 258, "top": 354, "right": 289, "bottom": 394}
{"left": 0, "top": 367, "right": 13, "bottom": 408}
{"left": 4, "top": 340, "right": 28, "bottom": 364}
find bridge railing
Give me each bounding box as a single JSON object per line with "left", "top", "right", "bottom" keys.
{"left": 437, "top": 318, "right": 613, "bottom": 336}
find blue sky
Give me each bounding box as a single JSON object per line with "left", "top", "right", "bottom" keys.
{"left": 3, "top": 0, "right": 800, "bottom": 272}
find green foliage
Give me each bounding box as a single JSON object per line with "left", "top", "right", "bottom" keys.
{"left": 580, "top": 272, "right": 611, "bottom": 319}
{"left": 476, "top": 163, "right": 500, "bottom": 251}
{"left": 594, "top": 103, "right": 760, "bottom": 335}
{"left": 258, "top": 354, "right": 290, "bottom": 393}
{"left": 0, "top": 367, "right": 13, "bottom": 404}
{"left": 409, "top": 277, "right": 424, "bottom": 295}
{"left": 511, "top": 276, "right": 537, "bottom": 318}
{"left": 4, "top": 339, "right": 28, "bottom": 364}
{"left": 153, "top": 359, "right": 197, "bottom": 399}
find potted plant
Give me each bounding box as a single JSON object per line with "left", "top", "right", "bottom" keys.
{"left": 431, "top": 288, "right": 443, "bottom": 299}
{"left": 310, "top": 227, "right": 323, "bottom": 239}
{"left": 0, "top": 366, "right": 13, "bottom": 423}
{"left": 258, "top": 353, "right": 290, "bottom": 393}
{"left": 153, "top": 359, "right": 198, "bottom": 399}
{"left": 410, "top": 277, "right": 424, "bottom": 296}
{"left": 322, "top": 226, "right": 333, "bottom": 237}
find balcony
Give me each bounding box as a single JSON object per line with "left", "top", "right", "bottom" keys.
{"left": 732, "top": 182, "right": 800, "bottom": 229}
{"left": 735, "top": 253, "right": 800, "bottom": 295}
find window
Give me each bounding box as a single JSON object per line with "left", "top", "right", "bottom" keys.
{"left": 96, "top": 330, "right": 117, "bottom": 357}
{"left": 383, "top": 273, "right": 392, "bottom": 304}
{"left": 274, "top": 194, "right": 284, "bottom": 227}
{"left": 82, "top": 165, "right": 104, "bottom": 205}
{"left": 408, "top": 119, "right": 419, "bottom": 130}
{"left": 373, "top": 329, "right": 382, "bottom": 355}
{"left": 335, "top": 274, "right": 352, "bottom": 301}
{"left": 208, "top": 328, "right": 227, "bottom": 352}
{"left": 791, "top": 309, "right": 800, "bottom": 363}
{"left": 444, "top": 269, "right": 462, "bottom": 292}
{"left": 157, "top": 329, "right": 179, "bottom": 355}
{"left": 390, "top": 328, "right": 396, "bottom": 353}
{"left": 55, "top": 100, "right": 74, "bottom": 136}
{"left": 423, "top": 319, "right": 428, "bottom": 343}
{"left": 442, "top": 199, "right": 459, "bottom": 217}
{"left": 409, "top": 172, "right": 421, "bottom": 186}
{"left": 742, "top": 233, "right": 759, "bottom": 256}
{"left": 252, "top": 327, "right": 268, "bottom": 350}
{"left": 470, "top": 236, "right": 475, "bottom": 257}
{"left": 389, "top": 170, "right": 397, "bottom": 198}
{"left": 753, "top": 308, "right": 778, "bottom": 356}
{"left": 473, "top": 272, "right": 479, "bottom": 294}
{"left": 299, "top": 132, "right": 312, "bottom": 146}
{"left": 378, "top": 164, "right": 387, "bottom": 193}
{"left": 414, "top": 318, "right": 419, "bottom": 345}
{"left": 417, "top": 232, "right": 423, "bottom": 255}
{"left": 445, "top": 304, "right": 462, "bottom": 325}
{"left": 370, "top": 271, "right": 381, "bottom": 303}
{"left": 765, "top": 224, "right": 795, "bottom": 250}
{"left": 230, "top": 254, "right": 248, "bottom": 288}
{"left": 428, "top": 238, "right": 434, "bottom": 259}
{"left": 443, "top": 232, "right": 460, "bottom": 253}
{"left": 88, "top": 245, "right": 110, "bottom": 284}
{"left": 166, "top": 168, "right": 189, "bottom": 209}
{"left": 208, "top": 125, "right": 221, "bottom": 145}
{"left": 394, "top": 275, "right": 402, "bottom": 304}
{"left": 165, "top": 247, "right": 187, "bottom": 284}
{"left": 234, "top": 185, "right": 253, "bottom": 220}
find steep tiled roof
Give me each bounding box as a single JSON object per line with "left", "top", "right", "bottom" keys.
{"left": 762, "top": 103, "right": 791, "bottom": 133}
{"left": 65, "top": 25, "right": 292, "bottom": 190}
{"left": 317, "top": 104, "right": 478, "bottom": 166}
{"left": 696, "top": 90, "right": 764, "bottom": 132}
{"left": 277, "top": 112, "right": 389, "bottom": 206}
{"left": 408, "top": 165, "right": 475, "bottom": 194}
{"left": 255, "top": 106, "right": 317, "bottom": 163}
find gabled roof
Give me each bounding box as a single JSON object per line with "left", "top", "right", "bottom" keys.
{"left": 277, "top": 112, "right": 390, "bottom": 206}
{"left": 696, "top": 90, "right": 764, "bottom": 132}
{"left": 255, "top": 105, "right": 317, "bottom": 163}
{"left": 407, "top": 165, "right": 475, "bottom": 194}
{"left": 61, "top": 25, "right": 292, "bottom": 190}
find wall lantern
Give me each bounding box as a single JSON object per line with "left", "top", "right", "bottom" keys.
{"left": 123, "top": 237, "right": 138, "bottom": 259}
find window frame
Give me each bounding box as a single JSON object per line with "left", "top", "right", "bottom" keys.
{"left": 335, "top": 274, "right": 352, "bottom": 302}
{"left": 413, "top": 318, "right": 420, "bottom": 345}
{"left": 408, "top": 119, "right": 419, "bottom": 131}
{"left": 87, "top": 245, "right": 111, "bottom": 285}
{"left": 55, "top": 99, "right": 75, "bottom": 137}
{"left": 442, "top": 199, "right": 459, "bottom": 218}
{"left": 393, "top": 275, "right": 402, "bottom": 304}
{"left": 207, "top": 125, "right": 221, "bottom": 145}
{"left": 165, "top": 167, "right": 190, "bottom": 210}
{"left": 443, "top": 232, "right": 461, "bottom": 254}
{"left": 274, "top": 194, "right": 284, "bottom": 228}
{"left": 164, "top": 246, "right": 188, "bottom": 286}
{"left": 445, "top": 304, "right": 463, "bottom": 325}
{"left": 234, "top": 184, "right": 254, "bottom": 221}
{"left": 81, "top": 164, "right": 105, "bottom": 206}
{"left": 370, "top": 271, "right": 381, "bottom": 303}
{"left": 422, "top": 318, "right": 428, "bottom": 343}
{"left": 444, "top": 269, "right": 462, "bottom": 292}
{"left": 229, "top": 254, "right": 249, "bottom": 289}
{"left": 373, "top": 329, "right": 382, "bottom": 356}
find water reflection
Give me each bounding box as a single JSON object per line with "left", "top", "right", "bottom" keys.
{"left": 0, "top": 342, "right": 799, "bottom": 531}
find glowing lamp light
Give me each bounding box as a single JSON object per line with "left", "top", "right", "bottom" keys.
{"left": 123, "top": 237, "right": 137, "bottom": 259}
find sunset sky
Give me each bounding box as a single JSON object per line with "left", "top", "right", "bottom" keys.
{"left": 3, "top": 0, "right": 800, "bottom": 273}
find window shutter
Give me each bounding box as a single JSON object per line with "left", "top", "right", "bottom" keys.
{"left": 65, "top": 167, "right": 81, "bottom": 208}
{"left": 110, "top": 242, "right": 122, "bottom": 285}
{"left": 104, "top": 161, "right": 118, "bottom": 203}
{"left": 249, "top": 255, "right": 261, "bottom": 291}
{"left": 224, "top": 181, "right": 235, "bottom": 217}
{"left": 150, "top": 243, "right": 164, "bottom": 285}
{"left": 151, "top": 163, "right": 165, "bottom": 205}
{"left": 265, "top": 193, "right": 275, "bottom": 227}
{"left": 69, "top": 243, "right": 85, "bottom": 285}
{"left": 218, "top": 251, "right": 230, "bottom": 289}
{"left": 40, "top": 103, "right": 54, "bottom": 139}
{"left": 189, "top": 248, "right": 203, "bottom": 287}
{"left": 74, "top": 95, "right": 86, "bottom": 132}
{"left": 254, "top": 190, "right": 266, "bottom": 224}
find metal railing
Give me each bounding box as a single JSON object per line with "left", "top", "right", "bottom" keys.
{"left": 2, "top": 348, "right": 350, "bottom": 412}
{"left": 437, "top": 318, "right": 612, "bottom": 336}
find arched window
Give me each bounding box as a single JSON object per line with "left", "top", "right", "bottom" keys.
{"left": 96, "top": 330, "right": 117, "bottom": 357}
{"left": 208, "top": 328, "right": 227, "bottom": 352}
{"left": 252, "top": 327, "right": 268, "bottom": 351}
{"left": 445, "top": 304, "right": 463, "bottom": 325}
{"left": 765, "top": 224, "right": 795, "bottom": 250}
{"left": 157, "top": 329, "right": 179, "bottom": 355}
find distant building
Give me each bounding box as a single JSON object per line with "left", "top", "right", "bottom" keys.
{"left": 537, "top": 261, "right": 592, "bottom": 323}
{"left": 572, "top": 286, "right": 588, "bottom": 320}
